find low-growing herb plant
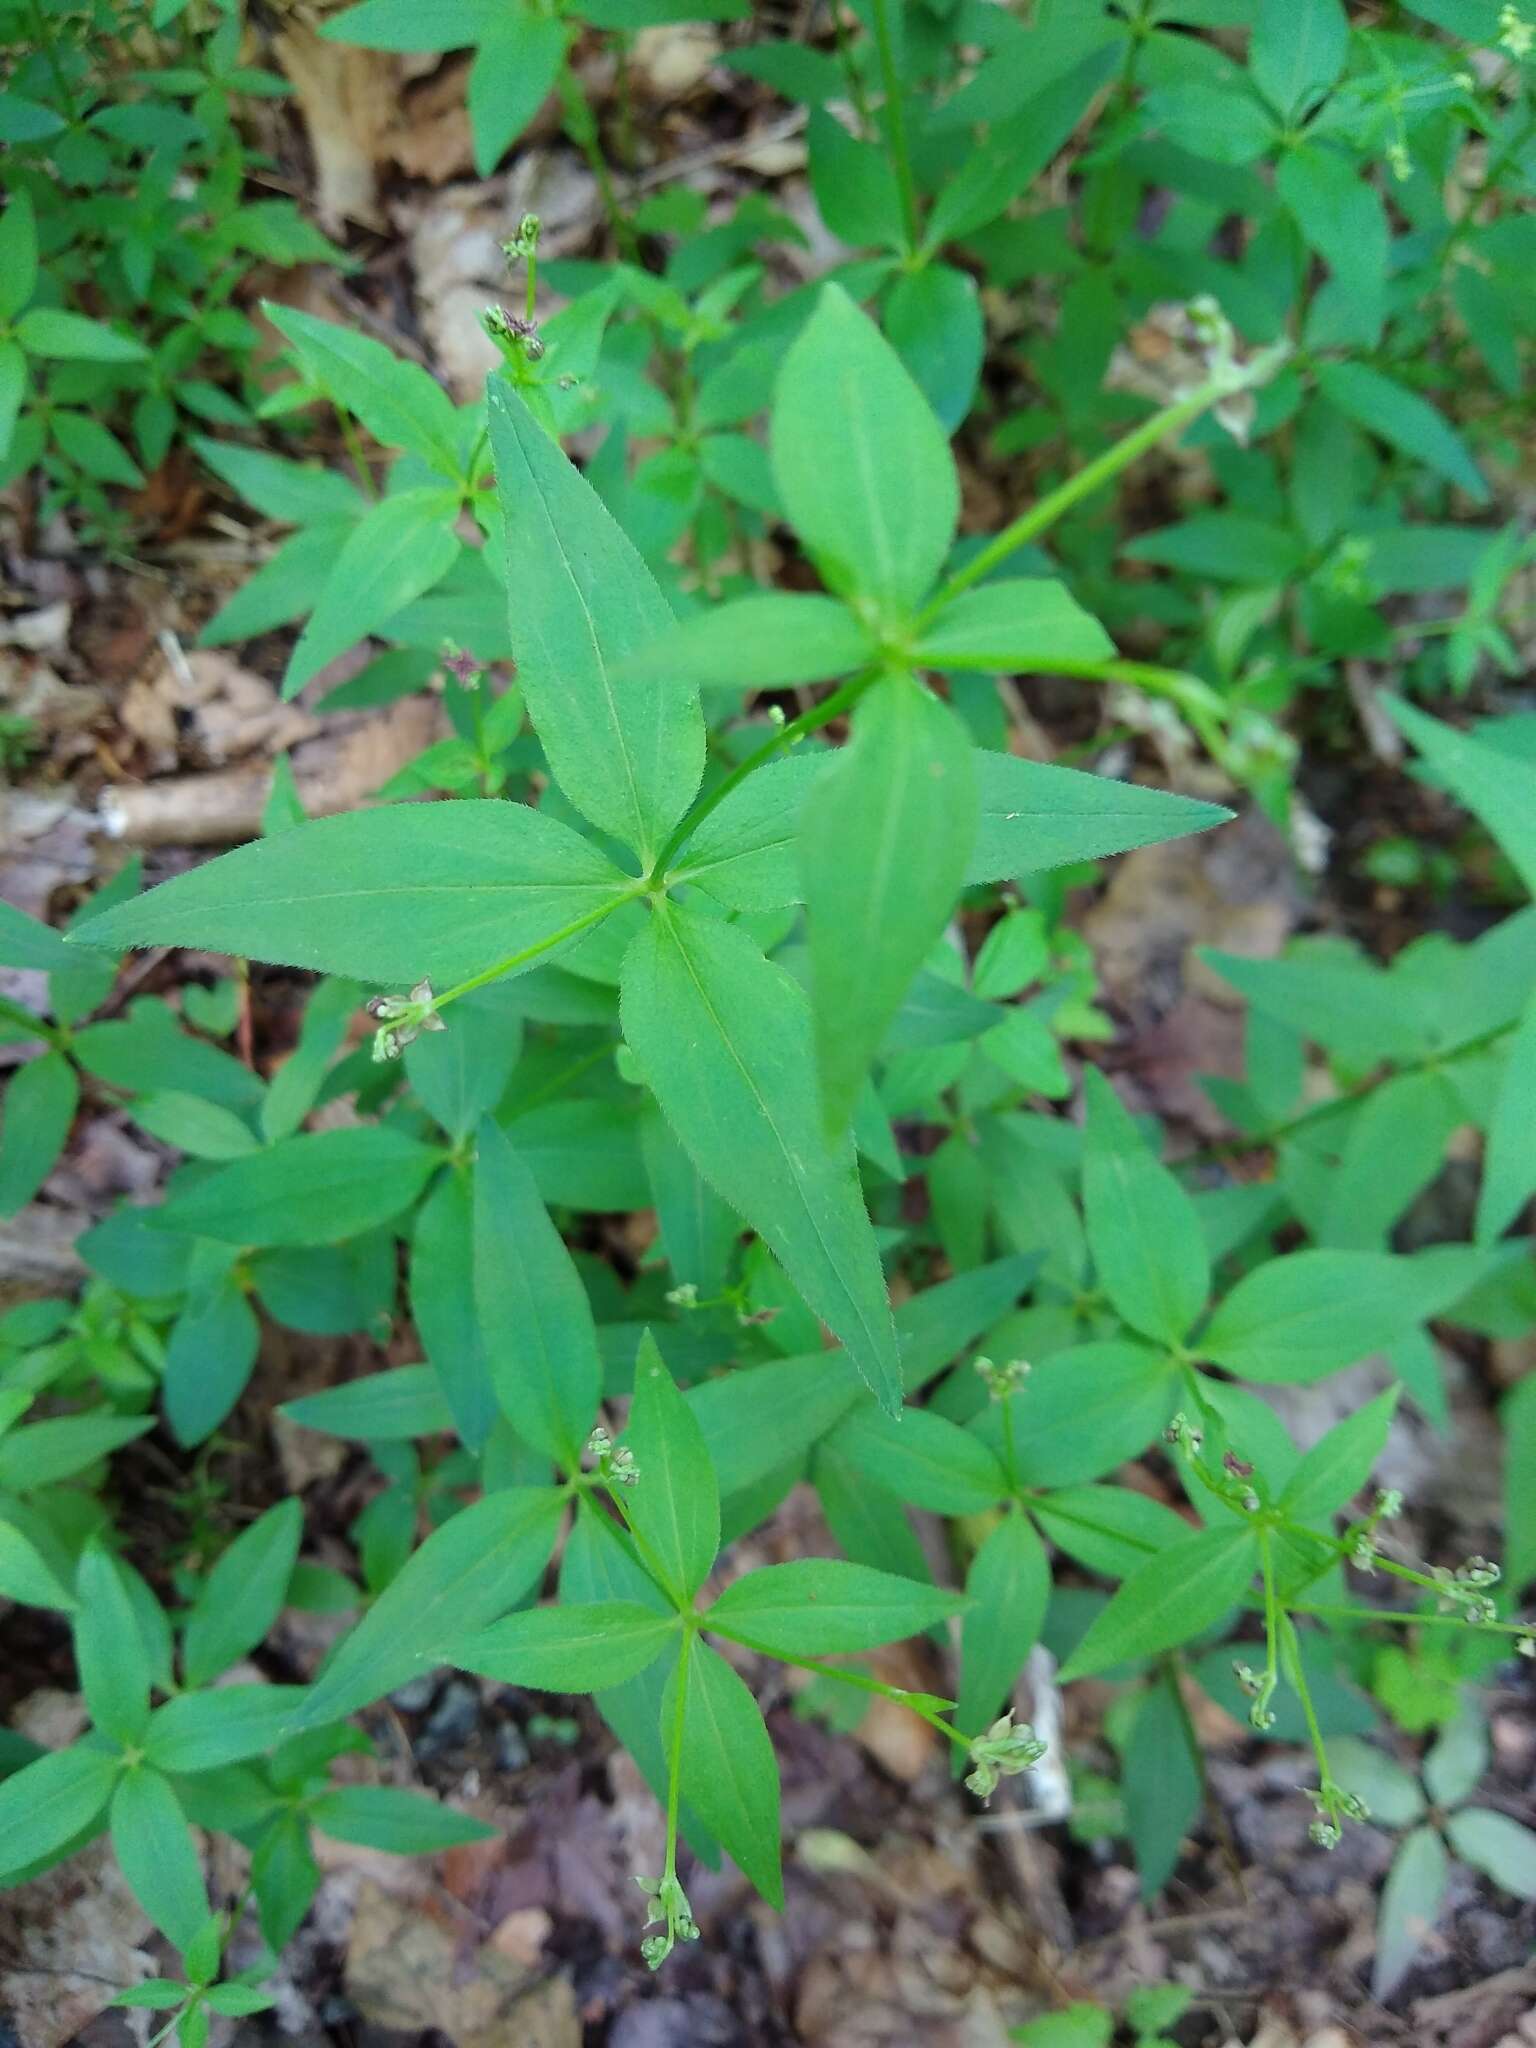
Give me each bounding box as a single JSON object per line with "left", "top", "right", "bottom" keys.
{"left": 0, "top": 0, "right": 342, "bottom": 539}
{"left": 1, "top": 0, "right": 1534, "bottom": 2018}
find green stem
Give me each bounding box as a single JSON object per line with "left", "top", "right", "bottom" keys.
{"left": 999, "top": 1395, "right": 1020, "bottom": 1494}
{"left": 917, "top": 352, "right": 1289, "bottom": 626}
{"left": 431, "top": 889, "right": 645, "bottom": 1014}
{"left": 869, "top": 0, "right": 921, "bottom": 255}
{"left": 650, "top": 663, "right": 882, "bottom": 883}
{"left": 1280, "top": 1614, "right": 1331, "bottom": 1788}
{"left": 559, "top": 67, "right": 637, "bottom": 261}
{"left": 1290, "top": 1601, "right": 1530, "bottom": 1637}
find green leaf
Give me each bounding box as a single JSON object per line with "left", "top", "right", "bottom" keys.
{"left": 969, "top": 755, "right": 1231, "bottom": 881}
{"left": 130, "top": 1092, "right": 260, "bottom": 1162}
{"left": 1278, "top": 1387, "right": 1399, "bottom": 1521}
{"left": 1249, "top": 0, "right": 1347, "bottom": 116}
{"left": 802, "top": 674, "right": 977, "bottom": 1135}
{"left": 1505, "top": 1374, "right": 1536, "bottom": 1593}
{"left": 707, "top": 1558, "right": 963, "bottom": 1658}
{"left": 281, "top": 1365, "right": 453, "bottom": 1441}
{"left": 319, "top": 0, "right": 497, "bottom": 49}
{"left": 1328, "top": 1737, "right": 1427, "bottom": 1826}
{"left": 1124, "top": 513, "right": 1302, "bottom": 584}
{"left": 1276, "top": 146, "right": 1389, "bottom": 346}
{"left": 770, "top": 284, "right": 957, "bottom": 623}
{"left": 466, "top": 12, "right": 566, "bottom": 171}
{"left": 51, "top": 412, "right": 144, "bottom": 487}
{"left": 283, "top": 487, "right": 461, "bottom": 697}
{"left": 298, "top": 1488, "right": 563, "bottom": 1723}
{"left": 1316, "top": 363, "right": 1488, "bottom": 504}
{"left": 0, "top": 1747, "right": 119, "bottom": 1880}
{"left": 143, "top": 1687, "right": 307, "bottom": 1773}
{"left": 404, "top": 988, "right": 522, "bottom": 1142}
{"left": 0, "top": 900, "right": 72, "bottom": 973}
{"left": 0, "top": 192, "right": 38, "bottom": 324}
{"left": 623, "top": 593, "right": 874, "bottom": 692}
{"left": 622, "top": 1332, "right": 720, "bottom": 1603}
{"left": 885, "top": 262, "right": 984, "bottom": 434}
{"left": 448, "top": 1601, "right": 677, "bottom": 1690}
{"left": 675, "top": 1641, "right": 783, "bottom": 1906}
{"left": 1058, "top": 1527, "right": 1258, "bottom": 1680}
{"left": 412, "top": 1174, "right": 496, "bottom": 1451}
{"left": 0, "top": 1412, "right": 152, "bottom": 1492}
{"left": 0, "top": 340, "right": 24, "bottom": 462}
{"left": 975, "top": 1343, "right": 1180, "bottom": 1489}
{"left": 1032, "top": 1486, "right": 1191, "bottom": 1579}
{"left": 914, "top": 580, "right": 1113, "bottom": 671}
{"left": 488, "top": 380, "right": 704, "bottom": 864}
{"left": 1445, "top": 1807, "right": 1536, "bottom": 1901}
{"left": 1423, "top": 1711, "right": 1489, "bottom": 1809}
{"left": 182, "top": 1501, "right": 304, "bottom": 1688}
{"left": 1384, "top": 695, "right": 1536, "bottom": 899}
{"left": 620, "top": 904, "right": 900, "bottom": 1410}
{"left": 826, "top": 1402, "right": 1007, "bottom": 1514}
{"left": 1478, "top": 994, "right": 1536, "bottom": 1247}
{"left": 164, "top": 1276, "right": 260, "bottom": 1447}
{"left": 472, "top": 1118, "right": 602, "bottom": 1464}
{"left": 0, "top": 1522, "right": 76, "bottom": 1611}
{"left": 264, "top": 303, "right": 461, "bottom": 474}
{"left": 154, "top": 1127, "right": 440, "bottom": 1248}
{"left": 1372, "top": 1825, "right": 1448, "bottom": 2000}
{"left": 191, "top": 436, "right": 362, "bottom": 525}
{"left": 70, "top": 799, "right": 636, "bottom": 989}
{"left": 1124, "top": 1669, "right": 1202, "bottom": 1898}
{"left": 110, "top": 1769, "right": 208, "bottom": 1950}
{"left": 956, "top": 1514, "right": 1049, "bottom": 1736}
{"left": 1082, "top": 1069, "right": 1208, "bottom": 1346}
{"left": 15, "top": 307, "right": 149, "bottom": 362}
{"left": 0, "top": 1051, "right": 77, "bottom": 1216}
{"left": 309, "top": 1785, "right": 497, "bottom": 1853}
{"left": 76, "top": 1544, "right": 152, "bottom": 1745}
{"left": 1199, "top": 1250, "right": 1469, "bottom": 1385}
{"left": 806, "top": 107, "right": 906, "bottom": 249}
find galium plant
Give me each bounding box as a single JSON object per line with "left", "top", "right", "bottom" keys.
{"left": 0, "top": 275, "right": 1530, "bottom": 1989}
{"left": 2, "top": 0, "right": 1535, "bottom": 2011}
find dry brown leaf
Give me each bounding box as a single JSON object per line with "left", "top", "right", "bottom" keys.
{"left": 0, "top": 1840, "right": 154, "bottom": 2048}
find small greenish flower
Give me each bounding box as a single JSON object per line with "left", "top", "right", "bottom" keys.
{"left": 974, "top": 1355, "right": 1031, "bottom": 1400}
{"left": 665, "top": 1282, "right": 700, "bottom": 1309}
{"left": 584, "top": 1424, "right": 639, "bottom": 1487}
{"left": 502, "top": 212, "right": 542, "bottom": 262}
{"left": 964, "top": 1711, "right": 1046, "bottom": 1801}
{"left": 1498, "top": 4, "right": 1534, "bottom": 57}
{"left": 1374, "top": 1488, "right": 1403, "bottom": 1520}
{"left": 635, "top": 1871, "right": 699, "bottom": 1969}
{"left": 366, "top": 979, "right": 444, "bottom": 1062}
{"left": 1162, "top": 1411, "right": 1203, "bottom": 1457}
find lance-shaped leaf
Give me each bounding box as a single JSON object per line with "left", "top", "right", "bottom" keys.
{"left": 675, "top": 752, "right": 1229, "bottom": 913}
{"left": 1059, "top": 1526, "right": 1259, "bottom": 1680}
{"left": 448, "top": 1601, "right": 678, "bottom": 1691}
{"left": 472, "top": 1117, "right": 602, "bottom": 1465}
{"left": 1082, "top": 1068, "right": 1208, "bottom": 1346}
{"left": 912, "top": 579, "right": 1114, "bottom": 671}
{"left": 707, "top": 1558, "right": 963, "bottom": 1658}
{"left": 68, "top": 799, "right": 636, "bottom": 989}
{"left": 110, "top": 1769, "right": 208, "bottom": 1950}
{"left": 956, "top": 1513, "right": 1050, "bottom": 1737}
{"left": 489, "top": 380, "right": 704, "bottom": 864}
{"left": 620, "top": 904, "right": 900, "bottom": 1411}
{"left": 621, "top": 1333, "right": 719, "bottom": 1603}
{"left": 970, "top": 754, "right": 1231, "bottom": 881}
{"left": 672, "top": 1641, "right": 783, "bottom": 1907}
{"left": 619, "top": 592, "right": 875, "bottom": 691}
{"left": 770, "top": 284, "right": 957, "bottom": 622}
{"left": 297, "top": 1487, "right": 564, "bottom": 1724}
{"left": 154, "top": 1127, "right": 441, "bottom": 1249}
{"left": 801, "top": 672, "right": 977, "bottom": 1135}
{"left": 1384, "top": 694, "right": 1536, "bottom": 898}
{"left": 282, "top": 487, "right": 462, "bottom": 698}
{"left": 0, "top": 1746, "right": 119, "bottom": 1880}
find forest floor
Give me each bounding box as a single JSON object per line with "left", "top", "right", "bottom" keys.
{"left": 2, "top": 20, "right": 1534, "bottom": 2048}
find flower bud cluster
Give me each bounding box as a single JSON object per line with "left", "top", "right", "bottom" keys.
{"left": 585, "top": 1425, "right": 639, "bottom": 1487}
{"left": 974, "top": 1355, "right": 1030, "bottom": 1401}
{"left": 964, "top": 1711, "right": 1047, "bottom": 1801}
{"left": 365, "top": 979, "right": 444, "bottom": 1062}
{"left": 635, "top": 1872, "right": 698, "bottom": 1970}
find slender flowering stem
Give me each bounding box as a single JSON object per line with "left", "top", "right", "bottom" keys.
{"left": 650, "top": 663, "right": 882, "bottom": 883}
{"left": 430, "top": 888, "right": 646, "bottom": 1015}
{"left": 917, "top": 346, "right": 1291, "bottom": 626}
{"left": 869, "top": 0, "right": 921, "bottom": 255}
